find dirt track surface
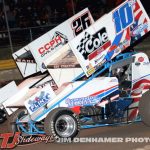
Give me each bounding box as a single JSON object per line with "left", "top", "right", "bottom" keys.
{"left": 0, "top": 121, "right": 150, "bottom": 150}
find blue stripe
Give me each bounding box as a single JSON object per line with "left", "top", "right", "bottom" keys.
{"left": 96, "top": 87, "right": 118, "bottom": 100}
{"left": 111, "top": 31, "right": 123, "bottom": 47}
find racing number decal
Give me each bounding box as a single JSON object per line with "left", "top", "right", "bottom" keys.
{"left": 72, "top": 12, "right": 91, "bottom": 36}
{"left": 113, "top": 2, "right": 133, "bottom": 33}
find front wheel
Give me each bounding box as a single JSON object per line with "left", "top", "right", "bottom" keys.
{"left": 139, "top": 91, "right": 150, "bottom": 126}
{"left": 44, "top": 108, "right": 80, "bottom": 142}
{"left": 8, "top": 108, "right": 28, "bottom": 133}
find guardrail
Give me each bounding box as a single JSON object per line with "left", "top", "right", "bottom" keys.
{"left": 0, "top": 59, "right": 16, "bottom": 70}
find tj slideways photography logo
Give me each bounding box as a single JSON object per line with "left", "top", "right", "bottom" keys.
{"left": 0, "top": 132, "right": 54, "bottom": 149}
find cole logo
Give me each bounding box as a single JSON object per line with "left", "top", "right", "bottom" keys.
{"left": 77, "top": 27, "right": 109, "bottom": 60}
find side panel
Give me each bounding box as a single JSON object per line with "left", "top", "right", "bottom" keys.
{"left": 59, "top": 77, "right": 119, "bottom": 108}
{"left": 12, "top": 46, "right": 40, "bottom": 77}
{"left": 48, "top": 68, "right": 82, "bottom": 87}
{"left": 29, "top": 77, "right": 119, "bottom": 121}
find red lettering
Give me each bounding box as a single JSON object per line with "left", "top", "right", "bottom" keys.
{"left": 38, "top": 36, "right": 62, "bottom": 55}
{"left": 50, "top": 40, "right": 55, "bottom": 47}
{"left": 7, "top": 132, "right": 20, "bottom": 149}
{"left": 44, "top": 43, "right": 50, "bottom": 50}
{"left": 0, "top": 133, "right": 11, "bottom": 148}
{"left": 38, "top": 47, "right": 45, "bottom": 54}
{"left": 55, "top": 36, "right": 62, "bottom": 43}
{"left": 0, "top": 132, "right": 20, "bottom": 149}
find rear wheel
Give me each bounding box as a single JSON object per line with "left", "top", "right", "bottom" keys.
{"left": 44, "top": 108, "right": 80, "bottom": 142}
{"left": 139, "top": 91, "right": 150, "bottom": 126}
{"left": 0, "top": 109, "right": 6, "bottom": 124}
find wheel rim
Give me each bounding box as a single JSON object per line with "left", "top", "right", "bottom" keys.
{"left": 55, "top": 114, "right": 76, "bottom": 138}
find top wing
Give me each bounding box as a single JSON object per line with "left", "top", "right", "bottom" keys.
{"left": 28, "top": 8, "right": 94, "bottom": 73}
{"left": 13, "top": 8, "right": 94, "bottom": 77}
{"left": 69, "top": 0, "right": 150, "bottom": 77}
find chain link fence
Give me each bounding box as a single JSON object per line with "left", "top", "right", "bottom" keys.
{"left": 0, "top": 23, "right": 150, "bottom": 61}
{"left": 0, "top": 24, "right": 57, "bottom": 60}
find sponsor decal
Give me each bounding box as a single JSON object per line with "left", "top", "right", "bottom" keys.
{"left": 14, "top": 49, "right": 36, "bottom": 64}
{"left": 38, "top": 31, "right": 68, "bottom": 57}
{"left": 0, "top": 132, "right": 54, "bottom": 149}
{"left": 86, "top": 59, "right": 106, "bottom": 76}
{"left": 132, "top": 23, "right": 148, "bottom": 37}
{"left": 114, "top": 39, "right": 130, "bottom": 56}
{"left": 86, "top": 63, "right": 95, "bottom": 76}
{"left": 114, "top": 47, "right": 121, "bottom": 54}
{"left": 65, "top": 96, "right": 101, "bottom": 107}
{"left": 15, "top": 58, "right": 35, "bottom": 64}
{"left": 138, "top": 57, "right": 144, "bottom": 62}
{"left": 28, "top": 91, "right": 50, "bottom": 113}
{"left": 77, "top": 27, "right": 110, "bottom": 60}
{"left": 87, "top": 67, "right": 96, "bottom": 76}
{"left": 16, "top": 59, "right": 35, "bottom": 63}
{"left": 119, "top": 39, "right": 130, "bottom": 51}
{"left": 53, "top": 64, "right": 80, "bottom": 68}
{"left": 94, "top": 54, "right": 105, "bottom": 64}
{"left": 96, "top": 59, "right": 106, "bottom": 68}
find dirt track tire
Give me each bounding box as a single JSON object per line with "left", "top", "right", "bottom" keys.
{"left": 139, "top": 91, "right": 150, "bottom": 126}
{"left": 44, "top": 108, "right": 80, "bottom": 142}
{"left": 7, "top": 109, "right": 27, "bottom": 133}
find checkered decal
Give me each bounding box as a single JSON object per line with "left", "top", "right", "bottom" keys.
{"left": 77, "top": 32, "right": 93, "bottom": 58}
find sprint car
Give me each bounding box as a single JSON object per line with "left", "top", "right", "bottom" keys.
{"left": 8, "top": 51, "right": 150, "bottom": 141}
{"left": 0, "top": 0, "right": 150, "bottom": 142}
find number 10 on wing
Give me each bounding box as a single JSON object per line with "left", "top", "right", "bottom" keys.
{"left": 113, "top": 2, "right": 134, "bottom": 34}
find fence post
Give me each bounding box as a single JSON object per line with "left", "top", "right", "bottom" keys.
{"left": 29, "top": 28, "right": 33, "bottom": 42}
{"left": 3, "top": 0, "right": 14, "bottom": 54}
{"left": 71, "top": 0, "right": 75, "bottom": 15}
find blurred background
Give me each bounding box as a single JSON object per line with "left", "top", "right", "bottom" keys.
{"left": 0, "top": 0, "right": 150, "bottom": 86}
{"left": 0, "top": 0, "right": 149, "bottom": 59}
